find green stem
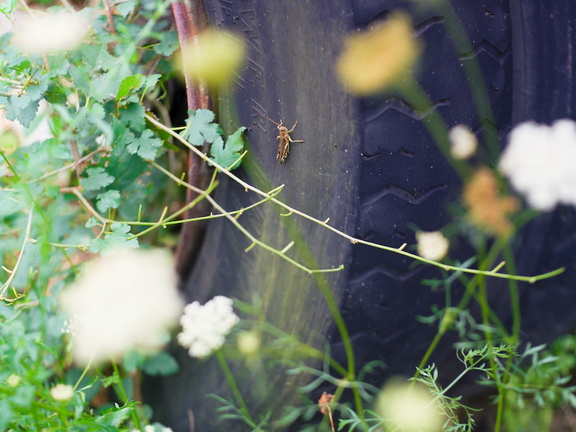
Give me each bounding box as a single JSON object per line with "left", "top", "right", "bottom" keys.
{"left": 216, "top": 351, "right": 262, "bottom": 430}
{"left": 398, "top": 76, "right": 472, "bottom": 179}
{"left": 437, "top": 0, "right": 500, "bottom": 162}
{"left": 258, "top": 320, "right": 348, "bottom": 377}
{"left": 111, "top": 360, "right": 142, "bottom": 431}
{"left": 414, "top": 330, "right": 446, "bottom": 381}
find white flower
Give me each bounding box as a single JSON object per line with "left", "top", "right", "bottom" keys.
{"left": 499, "top": 119, "right": 576, "bottom": 211}
{"left": 50, "top": 384, "right": 74, "bottom": 401}
{"left": 6, "top": 374, "right": 21, "bottom": 387}
{"left": 376, "top": 379, "right": 443, "bottom": 432}
{"left": 12, "top": 10, "right": 89, "bottom": 54}
{"left": 237, "top": 331, "right": 261, "bottom": 356}
{"left": 62, "top": 316, "right": 78, "bottom": 336}
{"left": 59, "top": 249, "right": 183, "bottom": 365}
{"left": 416, "top": 231, "right": 449, "bottom": 261}
{"left": 178, "top": 296, "right": 239, "bottom": 358}
{"left": 449, "top": 124, "right": 477, "bottom": 159}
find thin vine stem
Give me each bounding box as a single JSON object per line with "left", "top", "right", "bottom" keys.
{"left": 150, "top": 161, "right": 342, "bottom": 274}
{"left": 0, "top": 207, "right": 34, "bottom": 300}
{"left": 144, "top": 112, "right": 564, "bottom": 283}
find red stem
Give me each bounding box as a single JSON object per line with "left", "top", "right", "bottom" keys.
{"left": 171, "top": 0, "right": 212, "bottom": 279}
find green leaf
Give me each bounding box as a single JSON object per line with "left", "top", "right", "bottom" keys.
{"left": 123, "top": 350, "right": 147, "bottom": 373}
{"left": 142, "top": 351, "right": 179, "bottom": 376}
{"left": 154, "top": 31, "right": 179, "bottom": 56}
{"left": 3, "top": 77, "right": 49, "bottom": 127}
{"left": 144, "top": 74, "right": 161, "bottom": 91}
{"left": 90, "top": 70, "right": 126, "bottom": 102}
{"left": 0, "top": 399, "right": 14, "bottom": 431}
{"left": 96, "top": 189, "right": 121, "bottom": 213}
{"left": 80, "top": 167, "right": 114, "bottom": 191}
{"left": 95, "top": 405, "right": 133, "bottom": 427}
{"left": 85, "top": 217, "right": 100, "bottom": 228}
{"left": 126, "top": 129, "right": 162, "bottom": 160}
{"left": 71, "top": 47, "right": 132, "bottom": 101}
{"left": 89, "top": 222, "right": 138, "bottom": 254}
{"left": 106, "top": 119, "right": 148, "bottom": 190}
{"left": 210, "top": 126, "right": 246, "bottom": 170}
{"left": 69, "top": 64, "right": 91, "bottom": 97}
{"left": 181, "top": 109, "right": 221, "bottom": 146}
{"left": 119, "top": 103, "right": 145, "bottom": 132}
{"left": 117, "top": 73, "right": 145, "bottom": 101}
{"left": 114, "top": 0, "right": 137, "bottom": 17}
{"left": 39, "top": 138, "right": 71, "bottom": 159}
{"left": 80, "top": 44, "right": 118, "bottom": 72}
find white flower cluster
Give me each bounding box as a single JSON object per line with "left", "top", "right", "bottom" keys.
{"left": 12, "top": 11, "right": 89, "bottom": 54}
{"left": 449, "top": 124, "right": 477, "bottom": 160}
{"left": 499, "top": 119, "right": 576, "bottom": 211}
{"left": 59, "top": 249, "right": 183, "bottom": 365}
{"left": 50, "top": 384, "right": 74, "bottom": 401}
{"left": 177, "top": 296, "right": 239, "bottom": 358}
{"left": 416, "top": 231, "right": 449, "bottom": 261}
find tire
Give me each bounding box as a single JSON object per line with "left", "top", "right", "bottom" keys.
{"left": 145, "top": 1, "right": 576, "bottom": 430}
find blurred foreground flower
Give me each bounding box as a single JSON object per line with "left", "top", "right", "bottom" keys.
{"left": 178, "top": 295, "right": 239, "bottom": 358}
{"left": 449, "top": 124, "right": 477, "bottom": 160}
{"left": 178, "top": 29, "right": 246, "bottom": 87}
{"left": 336, "top": 12, "right": 422, "bottom": 95}
{"left": 376, "top": 379, "right": 443, "bottom": 432}
{"left": 464, "top": 167, "right": 519, "bottom": 237}
{"left": 59, "top": 249, "right": 183, "bottom": 366}
{"left": 50, "top": 384, "right": 74, "bottom": 401}
{"left": 237, "top": 330, "right": 261, "bottom": 356}
{"left": 12, "top": 10, "right": 89, "bottom": 54}
{"left": 499, "top": 119, "right": 576, "bottom": 211}
{"left": 6, "top": 374, "right": 21, "bottom": 387}
{"left": 416, "top": 231, "right": 449, "bottom": 261}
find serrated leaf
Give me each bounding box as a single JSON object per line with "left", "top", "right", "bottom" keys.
{"left": 106, "top": 119, "right": 148, "bottom": 189}
{"left": 127, "top": 129, "right": 162, "bottom": 160}
{"left": 89, "top": 222, "right": 139, "bottom": 254}
{"left": 80, "top": 44, "right": 118, "bottom": 72}
{"left": 80, "top": 167, "right": 114, "bottom": 191}
{"left": 90, "top": 71, "right": 124, "bottom": 102}
{"left": 181, "top": 109, "right": 221, "bottom": 146}
{"left": 210, "top": 126, "right": 246, "bottom": 170}
{"left": 119, "top": 103, "right": 145, "bottom": 132}
{"left": 117, "top": 73, "right": 145, "bottom": 101}
{"left": 96, "top": 189, "right": 121, "bottom": 212}
{"left": 142, "top": 351, "right": 179, "bottom": 376}
{"left": 4, "top": 95, "right": 41, "bottom": 128}
{"left": 144, "top": 74, "right": 161, "bottom": 91}
{"left": 85, "top": 217, "right": 100, "bottom": 228}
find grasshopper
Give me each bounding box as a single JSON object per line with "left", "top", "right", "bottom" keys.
{"left": 267, "top": 117, "right": 304, "bottom": 164}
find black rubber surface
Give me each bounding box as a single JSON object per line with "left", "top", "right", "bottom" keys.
{"left": 145, "top": 1, "right": 576, "bottom": 431}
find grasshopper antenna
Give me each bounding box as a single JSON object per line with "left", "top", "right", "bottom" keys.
{"left": 266, "top": 117, "right": 281, "bottom": 126}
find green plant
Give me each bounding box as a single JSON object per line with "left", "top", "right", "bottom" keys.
{"left": 2, "top": 0, "right": 576, "bottom": 431}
